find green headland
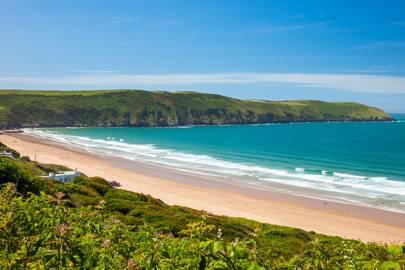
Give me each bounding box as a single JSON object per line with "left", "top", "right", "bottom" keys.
{"left": 0, "top": 89, "right": 392, "bottom": 128}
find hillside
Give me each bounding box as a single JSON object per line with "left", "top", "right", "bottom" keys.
{"left": 0, "top": 89, "right": 392, "bottom": 128}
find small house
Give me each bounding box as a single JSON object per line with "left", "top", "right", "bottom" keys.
{"left": 0, "top": 151, "right": 15, "bottom": 159}
{"left": 48, "top": 169, "right": 80, "bottom": 183}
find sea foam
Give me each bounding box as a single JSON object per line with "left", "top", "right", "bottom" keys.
{"left": 24, "top": 128, "right": 405, "bottom": 213}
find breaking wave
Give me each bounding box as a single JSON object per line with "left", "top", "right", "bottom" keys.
{"left": 24, "top": 128, "right": 405, "bottom": 213}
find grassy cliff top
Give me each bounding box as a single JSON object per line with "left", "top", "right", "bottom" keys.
{"left": 0, "top": 89, "right": 391, "bottom": 128}
{"left": 0, "top": 89, "right": 133, "bottom": 96}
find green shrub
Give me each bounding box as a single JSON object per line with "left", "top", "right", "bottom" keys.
{"left": 388, "top": 245, "right": 404, "bottom": 256}
{"left": 74, "top": 175, "right": 112, "bottom": 196}
{"left": 0, "top": 158, "right": 45, "bottom": 194}
{"left": 380, "top": 261, "right": 401, "bottom": 270}
{"left": 70, "top": 193, "right": 100, "bottom": 207}
{"left": 107, "top": 198, "right": 139, "bottom": 214}
{"left": 35, "top": 162, "right": 70, "bottom": 173}
{"left": 20, "top": 156, "right": 30, "bottom": 161}
{"left": 105, "top": 188, "right": 150, "bottom": 202}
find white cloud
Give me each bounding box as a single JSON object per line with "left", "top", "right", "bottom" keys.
{"left": 69, "top": 70, "right": 121, "bottom": 74}
{"left": 336, "top": 68, "right": 390, "bottom": 74}
{"left": 354, "top": 41, "right": 405, "bottom": 49}
{"left": 0, "top": 72, "right": 404, "bottom": 93}
{"left": 254, "top": 21, "right": 331, "bottom": 34}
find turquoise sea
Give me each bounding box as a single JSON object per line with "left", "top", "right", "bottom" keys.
{"left": 26, "top": 114, "right": 405, "bottom": 213}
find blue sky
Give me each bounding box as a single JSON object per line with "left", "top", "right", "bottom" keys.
{"left": 1, "top": 0, "right": 405, "bottom": 112}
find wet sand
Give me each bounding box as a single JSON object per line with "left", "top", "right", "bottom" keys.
{"left": 1, "top": 133, "right": 405, "bottom": 243}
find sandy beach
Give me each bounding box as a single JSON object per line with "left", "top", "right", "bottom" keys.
{"left": 1, "top": 133, "right": 405, "bottom": 243}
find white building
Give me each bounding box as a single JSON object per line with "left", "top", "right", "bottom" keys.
{"left": 0, "top": 151, "right": 15, "bottom": 159}
{"left": 48, "top": 169, "right": 80, "bottom": 183}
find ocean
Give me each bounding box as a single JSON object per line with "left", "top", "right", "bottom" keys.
{"left": 25, "top": 114, "right": 405, "bottom": 213}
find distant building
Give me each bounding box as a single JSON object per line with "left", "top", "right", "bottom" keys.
{"left": 48, "top": 169, "right": 80, "bottom": 183}
{"left": 1, "top": 129, "right": 23, "bottom": 134}
{"left": 0, "top": 151, "right": 15, "bottom": 159}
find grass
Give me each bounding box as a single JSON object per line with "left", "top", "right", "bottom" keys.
{"left": 0, "top": 89, "right": 391, "bottom": 129}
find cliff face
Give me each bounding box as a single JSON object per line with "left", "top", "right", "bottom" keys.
{"left": 0, "top": 90, "right": 392, "bottom": 128}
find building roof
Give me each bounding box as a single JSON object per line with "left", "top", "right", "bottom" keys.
{"left": 49, "top": 171, "right": 79, "bottom": 177}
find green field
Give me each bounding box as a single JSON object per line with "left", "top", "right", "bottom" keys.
{"left": 0, "top": 144, "right": 404, "bottom": 269}
{"left": 0, "top": 89, "right": 391, "bottom": 128}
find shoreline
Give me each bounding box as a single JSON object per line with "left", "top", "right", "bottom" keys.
{"left": 1, "top": 133, "right": 405, "bottom": 243}
{"left": 0, "top": 117, "right": 396, "bottom": 131}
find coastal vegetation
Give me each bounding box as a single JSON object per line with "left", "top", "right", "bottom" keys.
{"left": 0, "top": 89, "right": 391, "bottom": 128}
{"left": 0, "top": 147, "right": 404, "bottom": 269}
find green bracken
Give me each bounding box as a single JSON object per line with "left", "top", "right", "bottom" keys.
{"left": 0, "top": 147, "right": 404, "bottom": 269}
{"left": 0, "top": 89, "right": 392, "bottom": 128}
